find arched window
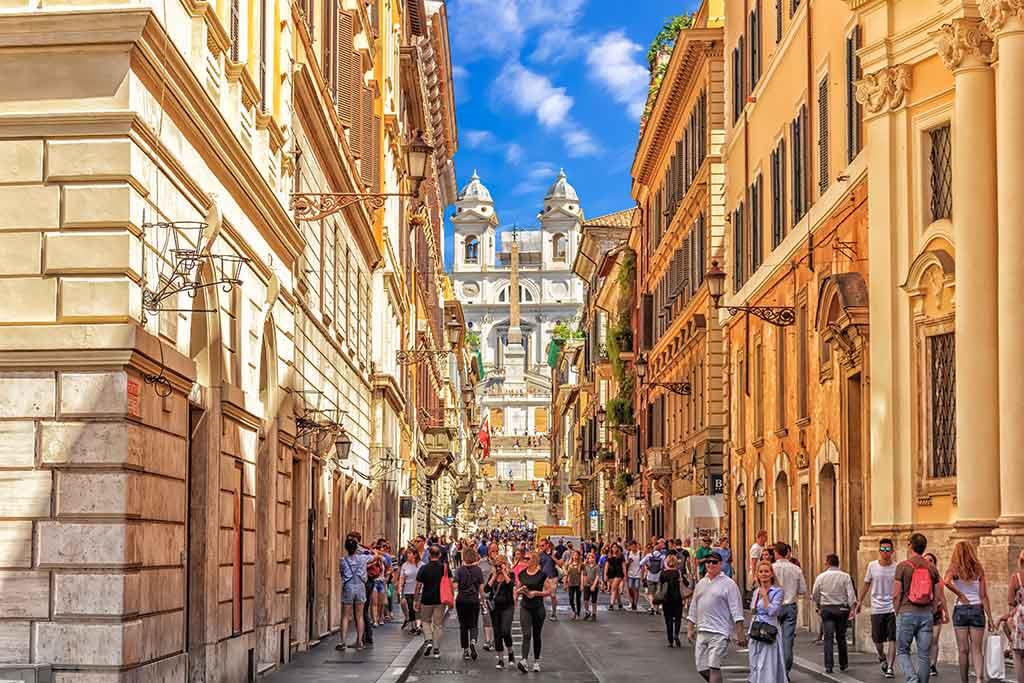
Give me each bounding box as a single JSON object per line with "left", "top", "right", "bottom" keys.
{"left": 552, "top": 233, "right": 567, "bottom": 262}
{"left": 497, "top": 285, "right": 535, "bottom": 303}
{"left": 465, "top": 236, "right": 479, "bottom": 264}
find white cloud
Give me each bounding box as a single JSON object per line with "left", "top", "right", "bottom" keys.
{"left": 463, "top": 129, "right": 497, "bottom": 148}
{"left": 496, "top": 61, "right": 574, "bottom": 128}
{"left": 586, "top": 30, "right": 650, "bottom": 119}
{"left": 452, "top": 64, "right": 470, "bottom": 104}
{"left": 565, "top": 129, "right": 600, "bottom": 157}
{"left": 512, "top": 162, "right": 558, "bottom": 195}
{"left": 530, "top": 27, "right": 588, "bottom": 63}
{"left": 505, "top": 143, "right": 525, "bottom": 164}
{"left": 449, "top": 0, "right": 586, "bottom": 61}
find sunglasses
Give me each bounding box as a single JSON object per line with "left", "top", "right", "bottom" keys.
{"left": 705, "top": 559, "right": 721, "bottom": 565}
{"left": 879, "top": 547, "right": 893, "bottom": 552}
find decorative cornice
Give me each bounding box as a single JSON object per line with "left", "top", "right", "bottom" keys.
{"left": 855, "top": 65, "right": 912, "bottom": 113}
{"left": 932, "top": 18, "right": 995, "bottom": 71}
{"left": 980, "top": 0, "right": 1024, "bottom": 33}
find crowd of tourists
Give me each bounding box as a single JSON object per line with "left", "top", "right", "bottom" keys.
{"left": 336, "top": 527, "right": 1024, "bottom": 682}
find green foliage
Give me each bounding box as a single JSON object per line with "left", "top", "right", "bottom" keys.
{"left": 617, "top": 251, "right": 636, "bottom": 296}
{"left": 646, "top": 14, "right": 694, "bottom": 67}
{"left": 465, "top": 330, "right": 481, "bottom": 351}
{"left": 552, "top": 321, "right": 585, "bottom": 340}
{"left": 614, "top": 471, "right": 636, "bottom": 500}
{"left": 605, "top": 396, "right": 634, "bottom": 427}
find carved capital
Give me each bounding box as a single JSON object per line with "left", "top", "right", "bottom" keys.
{"left": 980, "top": 0, "right": 1024, "bottom": 33}
{"left": 855, "top": 65, "right": 913, "bottom": 113}
{"left": 932, "top": 18, "right": 995, "bottom": 71}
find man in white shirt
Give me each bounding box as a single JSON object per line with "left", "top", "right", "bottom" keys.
{"left": 854, "top": 537, "right": 898, "bottom": 678}
{"left": 748, "top": 529, "right": 768, "bottom": 588}
{"left": 686, "top": 551, "right": 746, "bottom": 683}
{"left": 772, "top": 542, "right": 807, "bottom": 674}
{"left": 811, "top": 553, "right": 858, "bottom": 673}
{"left": 625, "top": 540, "right": 643, "bottom": 611}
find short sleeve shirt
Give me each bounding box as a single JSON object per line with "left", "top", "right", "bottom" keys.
{"left": 695, "top": 546, "right": 714, "bottom": 578}
{"left": 416, "top": 561, "right": 445, "bottom": 606}
{"left": 864, "top": 560, "right": 897, "bottom": 614}
{"left": 539, "top": 551, "right": 557, "bottom": 579}
{"left": 895, "top": 556, "right": 941, "bottom": 615}
{"left": 401, "top": 562, "right": 419, "bottom": 595}
{"left": 749, "top": 543, "right": 764, "bottom": 565}
{"left": 454, "top": 565, "right": 484, "bottom": 604}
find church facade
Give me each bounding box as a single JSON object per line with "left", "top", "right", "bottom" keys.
{"left": 450, "top": 171, "right": 585, "bottom": 524}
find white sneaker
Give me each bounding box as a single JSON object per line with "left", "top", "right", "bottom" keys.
{"left": 516, "top": 659, "right": 529, "bottom": 674}
{"left": 532, "top": 662, "right": 541, "bottom": 672}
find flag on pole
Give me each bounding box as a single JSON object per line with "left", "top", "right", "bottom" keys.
{"left": 477, "top": 416, "right": 491, "bottom": 459}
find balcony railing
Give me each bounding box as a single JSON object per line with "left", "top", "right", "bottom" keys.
{"left": 645, "top": 447, "right": 671, "bottom": 477}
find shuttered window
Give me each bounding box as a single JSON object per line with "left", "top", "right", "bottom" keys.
{"left": 791, "top": 105, "right": 808, "bottom": 224}
{"left": 642, "top": 294, "right": 654, "bottom": 351}
{"left": 337, "top": 12, "right": 356, "bottom": 125}
{"left": 733, "top": 203, "right": 746, "bottom": 290}
{"left": 771, "top": 138, "right": 786, "bottom": 248}
{"left": 750, "top": 175, "right": 763, "bottom": 272}
{"left": 259, "top": 0, "right": 268, "bottom": 111}
{"left": 791, "top": 0, "right": 800, "bottom": 17}
{"left": 750, "top": 6, "right": 762, "bottom": 87}
{"left": 322, "top": 0, "right": 337, "bottom": 93}
{"left": 846, "top": 26, "right": 863, "bottom": 162}
{"left": 349, "top": 56, "right": 365, "bottom": 156}
{"left": 682, "top": 235, "right": 692, "bottom": 299}
{"left": 695, "top": 213, "right": 706, "bottom": 288}
{"left": 229, "top": 0, "right": 240, "bottom": 61}
{"left": 360, "top": 86, "right": 373, "bottom": 186}
{"left": 775, "top": 0, "right": 783, "bottom": 42}
{"left": 732, "top": 46, "right": 742, "bottom": 123}
{"left": 372, "top": 115, "right": 382, "bottom": 192}
{"left": 818, "top": 76, "right": 830, "bottom": 195}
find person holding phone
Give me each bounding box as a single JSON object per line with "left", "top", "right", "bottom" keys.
{"left": 485, "top": 556, "right": 516, "bottom": 669}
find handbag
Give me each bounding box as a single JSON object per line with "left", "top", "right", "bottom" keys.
{"left": 749, "top": 620, "right": 779, "bottom": 644}
{"left": 653, "top": 569, "right": 676, "bottom": 605}
{"left": 440, "top": 563, "right": 455, "bottom": 608}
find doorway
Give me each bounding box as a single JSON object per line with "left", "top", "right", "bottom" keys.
{"left": 818, "top": 464, "right": 837, "bottom": 557}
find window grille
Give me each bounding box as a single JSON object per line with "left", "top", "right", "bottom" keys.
{"left": 818, "top": 76, "right": 830, "bottom": 195}
{"left": 930, "top": 124, "right": 953, "bottom": 221}
{"left": 929, "top": 332, "right": 956, "bottom": 478}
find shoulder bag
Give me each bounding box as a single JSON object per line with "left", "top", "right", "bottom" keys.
{"left": 748, "top": 588, "right": 779, "bottom": 644}
{"left": 440, "top": 563, "right": 455, "bottom": 608}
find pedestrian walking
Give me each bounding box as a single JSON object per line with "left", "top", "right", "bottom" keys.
{"left": 479, "top": 542, "right": 501, "bottom": 651}
{"left": 748, "top": 560, "right": 787, "bottom": 683}
{"left": 485, "top": 556, "right": 517, "bottom": 669}
{"left": 415, "top": 545, "right": 448, "bottom": 659}
{"left": 641, "top": 540, "right": 667, "bottom": 615}
{"left": 748, "top": 529, "right": 768, "bottom": 590}
{"left": 565, "top": 550, "right": 583, "bottom": 620}
{"left": 582, "top": 551, "right": 600, "bottom": 620}
{"left": 398, "top": 549, "right": 422, "bottom": 634}
{"left": 855, "top": 537, "right": 898, "bottom": 677}
{"left": 539, "top": 539, "right": 560, "bottom": 621}
{"left": 338, "top": 536, "right": 371, "bottom": 651}
{"left": 893, "top": 532, "right": 942, "bottom": 683}
{"left": 695, "top": 536, "right": 714, "bottom": 579}
{"left": 718, "top": 537, "right": 733, "bottom": 579}
{"left": 626, "top": 540, "right": 643, "bottom": 610}
{"left": 658, "top": 553, "right": 685, "bottom": 647}
{"left": 771, "top": 542, "right": 806, "bottom": 674}
{"left": 516, "top": 549, "right": 551, "bottom": 673}
{"left": 604, "top": 543, "right": 626, "bottom": 610}
{"left": 811, "top": 553, "right": 857, "bottom": 673}
{"left": 996, "top": 549, "right": 1024, "bottom": 683}
{"left": 943, "top": 540, "right": 994, "bottom": 683}
{"left": 454, "top": 546, "right": 485, "bottom": 661}
{"left": 686, "top": 550, "right": 746, "bottom": 683}
{"left": 924, "top": 552, "right": 950, "bottom": 677}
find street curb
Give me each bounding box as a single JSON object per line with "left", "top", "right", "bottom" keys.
{"left": 375, "top": 635, "right": 425, "bottom": 683}
{"left": 792, "top": 655, "right": 862, "bottom": 683}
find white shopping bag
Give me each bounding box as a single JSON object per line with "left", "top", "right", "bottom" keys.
{"left": 985, "top": 632, "right": 1006, "bottom": 681}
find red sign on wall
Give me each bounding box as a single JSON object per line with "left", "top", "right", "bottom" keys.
{"left": 127, "top": 379, "right": 141, "bottom": 418}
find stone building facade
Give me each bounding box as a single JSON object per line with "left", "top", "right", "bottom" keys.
{"left": 631, "top": 0, "right": 728, "bottom": 544}
{"left": 0, "top": 0, "right": 461, "bottom": 679}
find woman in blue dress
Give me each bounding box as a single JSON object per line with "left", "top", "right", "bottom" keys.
{"left": 748, "top": 560, "right": 787, "bottom": 682}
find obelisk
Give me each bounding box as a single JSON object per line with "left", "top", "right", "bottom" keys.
{"left": 504, "top": 230, "right": 526, "bottom": 385}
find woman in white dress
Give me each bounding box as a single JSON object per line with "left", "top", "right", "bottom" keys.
{"left": 748, "top": 560, "right": 787, "bottom": 682}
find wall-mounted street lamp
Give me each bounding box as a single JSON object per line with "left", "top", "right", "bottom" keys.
{"left": 396, "top": 315, "right": 464, "bottom": 366}
{"left": 634, "top": 353, "right": 691, "bottom": 395}
{"left": 705, "top": 260, "right": 795, "bottom": 327}
{"left": 290, "top": 131, "right": 433, "bottom": 221}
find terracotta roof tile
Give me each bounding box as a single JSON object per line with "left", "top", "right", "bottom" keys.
{"left": 583, "top": 207, "right": 637, "bottom": 228}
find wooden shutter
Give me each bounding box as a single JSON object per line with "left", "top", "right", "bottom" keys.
{"left": 229, "top": 0, "right": 240, "bottom": 61}
{"left": 642, "top": 294, "right": 654, "bottom": 351}
{"left": 682, "top": 235, "right": 691, "bottom": 299}
{"left": 337, "top": 11, "right": 355, "bottom": 124}
{"left": 372, "top": 114, "right": 382, "bottom": 192}
{"left": 360, "top": 86, "right": 373, "bottom": 186}
{"left": 818, "top": 76, "right": 830, "bottom": 194}
{"left": 349, "top": 55, "right": 364, "bottom": 155}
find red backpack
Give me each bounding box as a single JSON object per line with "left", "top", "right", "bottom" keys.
{"left": 906, "top": 558, "right": 934, "bottom": 606}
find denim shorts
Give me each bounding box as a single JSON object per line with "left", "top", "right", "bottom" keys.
{"left": 953, "top": 604, "right": 985, "bottom": 628}
{"left": 627, "top": 577, "right": 642, "bottom": 590}
{"left": 342, "top": 581, "right": 367, "bottom": 604}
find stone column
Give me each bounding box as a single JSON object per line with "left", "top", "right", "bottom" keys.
{"left": 982, "top": 0, "right": 1024, "bottom": 530}
{"left": 933, "top": 18, "right": 1001, "bottom": 533}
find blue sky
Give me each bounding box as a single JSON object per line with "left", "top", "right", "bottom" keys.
{"left": 442, "top": 0, "right": 700, "bottom": 267}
